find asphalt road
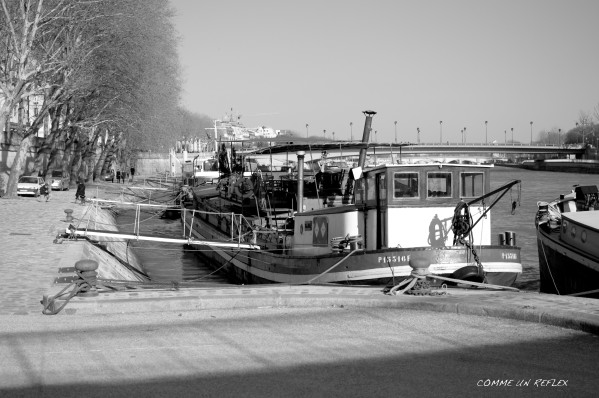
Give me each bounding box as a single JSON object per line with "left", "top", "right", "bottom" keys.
{"left": 1, "top": 307, "right": 597, "bottom": 397}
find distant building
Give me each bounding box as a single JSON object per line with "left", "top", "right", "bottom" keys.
{"left": 204, "top": 109, "right": 279, "bottom": 143}
{"left": 1, "top": 92, "right": 50, "bottom": 142}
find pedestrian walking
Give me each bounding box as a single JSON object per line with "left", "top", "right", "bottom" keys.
{"left": 130, "top": 167, "right": 135, "bottom": 182}
{"left": 110, "top": 169, "right": 115, "bottom": 183}
{"left": 116, "top": 170, "right": 121, "bottom": 183}
{"left": 75, "top": 180, "right": 86, "bottom": 204}
{"left": 121, "top": 171, "right": 126, "bottom": 184}
{"left": 39, "top": 181, "right": 51, "bottom": 202}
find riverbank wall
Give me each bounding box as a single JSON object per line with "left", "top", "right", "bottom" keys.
{"left": 77, "top": 205, "right": 146, "bottom": 281}
{"left": 500, "top": 159, "right": 599, "bottom": 174}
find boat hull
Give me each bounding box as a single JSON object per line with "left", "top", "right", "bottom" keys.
{"left": 537, "top": 226, "right": 599, "bottom": 297}
{"left": 183, "top": 214, "right": 521, "bottom": 286}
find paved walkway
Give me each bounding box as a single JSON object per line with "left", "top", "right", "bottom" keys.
{"left": 0, "top": 188, "right": 88, "bottom": 315}
{"left": 0, "top": 182, "right": 130, "bottom": 315}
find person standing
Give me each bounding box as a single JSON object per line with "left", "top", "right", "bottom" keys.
{"left": 116, "top": 170, "right": 121, "bottom": 183}
{"left": 75, "top": 180, "right": 86, "bottom": 204}
{"left": 39, "top": 181, "right": 51, "bottom": 202}
{"left": 130, "top": 167, "right": 135, "bottom": 182}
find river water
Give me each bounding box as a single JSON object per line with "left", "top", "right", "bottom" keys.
{"left": 115, "top": 167, "right": 598, "bottom": 291}
{"left": 114, "top": 209, "right": 231, "bottom": 286}
{"left": 491, "top": 167, "right": 598, "bottom": 290}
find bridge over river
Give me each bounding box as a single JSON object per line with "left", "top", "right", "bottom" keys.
{"left": 247, "top": 141, "right": 593, "bottom": 164}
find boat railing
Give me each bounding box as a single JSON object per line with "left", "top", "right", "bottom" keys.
{"left": 182, "top": 208, "right": 257, "bottom": 246}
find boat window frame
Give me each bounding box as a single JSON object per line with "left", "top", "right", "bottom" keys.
{"left": 392, "top": 171, "right": 420, "bottom": 200}
{"left": 355, "top": 178, "right": 366, "bottom": 204}
{"left": 426, "top": 171, "right": 452, "bottom": 199}
{"left": 366, "top": 173, "right": 377, "bottom": 202}
{"left": 459, "top": 171, "right": 485, "bottom": 198}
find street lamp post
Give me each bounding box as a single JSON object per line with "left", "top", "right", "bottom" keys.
{"left": 504, "top": 130, "right": 506, "bottom": 144}
{"left": 394, "top": 121, "right": 397, "bottom": 143}
{"left": 350, "top": 122, "right": 353, "bottom": 141}
{"left": 463, "top": 127, "right": 466, "bottom": 143}
{"left": 439, "top": 120, "right": 443, "bottom": 144}
{"left": 332, "top": 131, "right": 335, "bottom": 141}
{"left": 417, "top": 127, "right": 420, "bottom": 144}
{"left": 461, "top": 129, "right": 464, "bottom": 144}
{"left": 511, "top": 127, "right": 514, "bottom": 144}
{"left": 530, "top": 121, "right": 533, "bottom": 144}
{"left": 485, "top": 121, "right": 488, "bottom": 144}
{"left": 306, "top": 123, "right": 309, "bottom": 138}
{"left": 558, "top": 128, "right": 561, "bottom": 146}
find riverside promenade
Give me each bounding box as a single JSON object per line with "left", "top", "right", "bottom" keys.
{"left": 1, "top": 183, "right": 599, "bottom": 397}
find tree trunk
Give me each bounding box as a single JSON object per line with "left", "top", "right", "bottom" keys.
{"left": 5, "top": 135, "right": 35, "bottom": 197}
{"left": 94, "top": 135, "right": 109, "bottom": 179}
{"left": 0, "top": 100, "right": 11, "bottom": 135}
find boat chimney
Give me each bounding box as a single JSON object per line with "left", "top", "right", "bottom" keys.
{"left": 343, "top": 110, "right": 376, "bottom": 201}
{"left": 357, "top": 110, "right": 377, "bottom": 169}
{"left": 297, "top": 151, "right": 305, "bottom": 212}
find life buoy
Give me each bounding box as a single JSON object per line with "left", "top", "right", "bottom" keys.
{"left": 234, "top": 178, "right": 254, "bottom": 199}
{"left": 428, "top": 215, "right": 446, "bottom": 248}
{"left": 451, "top": 201, "right": 472, "bottom": 245}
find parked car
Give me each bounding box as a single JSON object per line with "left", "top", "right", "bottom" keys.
{"left": 17, "top": 176, "right": 45, "bottom": 196}
{"left": 50, "top": 170, "right": 70, "bottom": 190}
{"left": 100, "top": 172, "right": 114, "bottom": 182}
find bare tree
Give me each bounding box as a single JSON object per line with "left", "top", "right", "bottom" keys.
{"left": 1, "top": 0, "right": 184, "bottom": 195}
{"left": 0, "top": 0, "right": 101, "bottom": 195}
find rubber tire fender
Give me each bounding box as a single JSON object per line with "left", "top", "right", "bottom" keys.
{"left": 451, "top": 265, "right": 484, "bottom": 283}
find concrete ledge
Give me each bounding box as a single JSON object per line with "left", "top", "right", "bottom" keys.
{"left": 43, "top": 284, "right": 599, "bottom": 335}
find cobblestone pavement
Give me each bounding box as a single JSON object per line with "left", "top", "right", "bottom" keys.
{"left": 0, "top": 187, "right": 95, "bottom": 315}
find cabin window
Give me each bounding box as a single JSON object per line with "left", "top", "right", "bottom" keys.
{"left": 366, "top": 174, "right": 376, "bottom": 201}
{"left": 393, "top": 172, "right": 419, "bottom": 198}
{"left": 427, "top": 172, "right": 452, "bottom": 198}
{"left": 378, "top": 174, "right": 387, "bottom": 200}
{"left": 304, "top": 220, "right": 312, "bottom": 231}
{"left": 460, "top": 172, "right": 484, "bottom": 197}
{"left": 355, "top": 178, "right": 365, "bottom": 203}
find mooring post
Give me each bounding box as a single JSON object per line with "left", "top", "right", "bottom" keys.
{"left": 74, "top": 259, "right": 99, "bottom": 297}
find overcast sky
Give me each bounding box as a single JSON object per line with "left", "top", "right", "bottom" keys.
{"left": 171, "top": 0, "right": 599, "bottom": 144}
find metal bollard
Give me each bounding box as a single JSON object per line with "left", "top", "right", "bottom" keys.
{"left": 498, "top": 233, "right": 506, "bottom": 245}
{"left": 505, "top": 231, "right": 516, "bottom": 246}
{"left": 409, "top": 258, "right": 432, "bottom": 276}
{"left": 74, "top": 259, "right": 99, "bottom": 297}
{"left": 64, "top": 209, "right": 74, "bottom": 222}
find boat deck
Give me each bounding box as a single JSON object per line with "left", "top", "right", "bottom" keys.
{"left": 563, "top": 210, "right": 599, "bottom": 230}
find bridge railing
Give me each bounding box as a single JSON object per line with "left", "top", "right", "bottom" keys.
{"left": 415, "top": 142, "right": 585, "bottom": 149}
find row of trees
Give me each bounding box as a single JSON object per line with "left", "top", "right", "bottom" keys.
{"left": 537, "top": 107, "right": 599, "bottom": 146}
{"left": 0, "top": 0, "right": 197, "bottom": 196}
